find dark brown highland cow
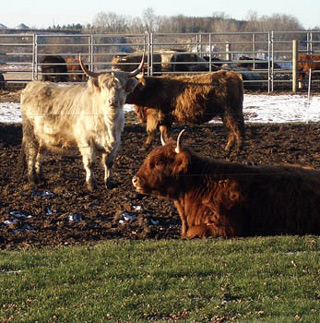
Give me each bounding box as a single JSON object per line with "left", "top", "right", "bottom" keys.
{"left": 126, "top": 70, "right": 245, "bottom": 152}
{"left": 132, "top": 130, "right": 320, "bottom": 238}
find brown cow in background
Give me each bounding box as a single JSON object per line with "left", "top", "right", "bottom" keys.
{"left": 66, "top": 57, "right": 88, "bottom": 81}
{"left": 0, "top": 72, "right": 5, "bottom": 90}
{"left": 127, "top": 70, "right": 245, "bottom": 153}
{"left": 40, "top": 55, "right": 68, "bottom": 82}
{"left": 298, "top": 53, "right": 320, "bottom": 88}
{"left": 132, "top": 130, "right": 320, "bottom": 238}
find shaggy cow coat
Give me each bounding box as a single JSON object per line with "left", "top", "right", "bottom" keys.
{"left": 298, "top": 53, "right": 320, "bottom": 88}
{"left": 126, "top": 70, "right": 245, "bottom": 152}
{"left": 133, "top": 135, "right": 320, "bottom": 238}
{"left": 20, "top": 71, "right": 139, "bottom": 191}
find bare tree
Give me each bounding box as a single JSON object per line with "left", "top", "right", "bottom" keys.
{"left": 143, "top": 8, "right": 160, "bottom": 32}
{"left": 93, "top": 12, "right": 130, "bottom": 33}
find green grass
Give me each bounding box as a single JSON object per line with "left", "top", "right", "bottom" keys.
{"left": 1, "top": 236, "right": 319, "bottom": 322}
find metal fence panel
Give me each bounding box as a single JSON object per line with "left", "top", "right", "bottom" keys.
{"left": 1, "top": 30, "right": 320, "bottom": 91}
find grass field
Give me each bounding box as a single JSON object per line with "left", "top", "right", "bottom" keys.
{"left": 1, "top": 236, "right": 319, "bottom": 322}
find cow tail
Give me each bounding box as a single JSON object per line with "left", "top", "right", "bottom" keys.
{"left": 237, "top": 75, "right": 246, "bottom": 142}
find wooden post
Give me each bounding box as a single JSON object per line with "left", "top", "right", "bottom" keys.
{"left": 292, "top": 40, "right": 298, "bottom": 93}
{"left": 225, "top": 41, "right": 231, "bottom": 61}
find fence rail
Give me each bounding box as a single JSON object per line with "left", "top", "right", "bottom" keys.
{"left": 1, "top": 30, "right": 320, "bottom": 92}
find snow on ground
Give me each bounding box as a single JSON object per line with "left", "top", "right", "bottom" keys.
{"left": 243, "top": 94, "right": 320, "bottom": 123}
{"left": 0, "top": 94, "right": 320, "bottom": 124}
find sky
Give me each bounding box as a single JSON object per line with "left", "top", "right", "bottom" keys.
{"left": 0, "top": 0, "right": 319, "bottom": 30}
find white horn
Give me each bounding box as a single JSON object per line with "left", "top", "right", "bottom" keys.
{"left": 160, "top": 131, "right": 166, "bottom": 146}
{"left": 175, "top": 129, "right": 186, "bottom": 153}
{"left": 79, "top": 53, "right": 99, "bottom": 78}
{"left": 128, "top": 52, "right": 145, "bottom": 78}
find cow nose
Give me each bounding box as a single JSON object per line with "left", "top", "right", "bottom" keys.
{"left": 132, "top": 176, "right": 139, "bottom": 188}
{"left": 108, "top": 98, "right": 116, "bottom": 107}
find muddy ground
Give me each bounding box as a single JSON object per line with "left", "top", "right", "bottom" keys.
{"left": 1, "top": 90, "right": 320, "bottom": 249}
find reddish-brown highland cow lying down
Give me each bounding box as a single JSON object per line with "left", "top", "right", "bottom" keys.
{"left": 132, "top": 130, "right": 320, "bottom": 238}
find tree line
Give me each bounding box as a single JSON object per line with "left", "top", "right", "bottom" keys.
{"left": 48, "top": 9, "right": 319, "bottom": 33}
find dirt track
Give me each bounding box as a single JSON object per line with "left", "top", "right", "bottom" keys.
{"left": 1, "top": 90, "right": 320, "bottom": 249}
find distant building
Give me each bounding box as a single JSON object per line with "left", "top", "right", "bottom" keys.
{"left": 15, "top": 23, "right": 29, "bottom": 29}
{"left": 0, "top": 24, "right": 7, "bottom": 29}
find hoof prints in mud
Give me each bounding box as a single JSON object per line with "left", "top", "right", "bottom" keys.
{"left": 1, "top": 122, "right": 320, "bottom": 249}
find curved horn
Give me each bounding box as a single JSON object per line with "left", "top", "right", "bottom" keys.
{"left": 175, "top": 129, "right": 186, "bottom": 154}
{"left": 128, "top": 52, "right": 145, "bottom": 78}
{"left": 79, "top": 53, "right": 99, "bottom": 78}
{"left": 160, "top": 130, "right": 166, "bottom": 146}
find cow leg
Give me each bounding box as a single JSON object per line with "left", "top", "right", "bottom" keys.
{"left": 102, "top": 152, "right": 118, "bottom": 190}
{"left": 222, "top": 114, "right": 245, "bottom": 153}
{"left": 34, "top": 144, "right": 47, "bottom": 182}
{"left": 79, "top": 146, "right": 97, "bottom": 191}
{"left": 221, "top": 115, "right": 235, "bottom": 153}
{"left": 159, "top": 125, "right": 170, "bottom": 143}
{"left": 233, "top": 122, "right": 245, "bottom": 153}
{"left": 174, "top": 201, "right": 188, "bottom": 238}
{"left": 25, "top": 141, "right": 39, "bottom": 184}
{"left": 143, "top": 110, "right": 161, "bottom": 148}
{"left": 21, "top": 120, "right": 40, "bottom": 184}
{"left": 186, "top": 224, "right": 228, "bottom": 239}
{"left": 144, "top": 123, "right": 157, "bottom": 148}
{"left": 186, "top": 225, "right": 211, "bottom": 239}
{"left": 144, "top": 130, "right": 156, "bottom": 148}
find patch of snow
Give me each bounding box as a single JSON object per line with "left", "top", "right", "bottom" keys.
{"left": 0, "top": 103, "right": 22, "bottom": 123}
{"left": 122, "top": 212, "right": 137, "bottom": 221}
{"left": 150, "top": 218, "right": 159, "bottom": 225}
{"left": 1, "top": 94, "right": 320, "bottom": 124}
{"left": 132, "top": 205, "right": 142, "bottom": 212}
{"left": 9, "top": 211, "right": 32, "bottom": 219}
{"left": 243, "top": 94, "right": 320, "bottom": 124}
{"left": 68, "top": 214, "right": 83, "bottom": 222}
{"left": 12, "top": 224, "right": 36, "bottom": 234}
{"left": 31, "top": 191, "right": 54, "bottom": 198}
{"left": 45, "top": 208, "right": 53, "bottom": 216}
{"left": 4, "top": 219, "right": 18, "bottom": 226}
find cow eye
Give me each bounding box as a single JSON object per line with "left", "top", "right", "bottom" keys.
{"left": 155, "top": 161, "right": 165, "bottom": 169}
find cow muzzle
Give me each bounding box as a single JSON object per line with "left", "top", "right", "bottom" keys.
{"left": 132, "top": 176, "right": 140, "bottom": 189}
{"left": 107, "top": 98, "right": 119, "bottom": 108}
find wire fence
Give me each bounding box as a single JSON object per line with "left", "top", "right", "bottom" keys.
{"left": 0, "top": 30, "right": 320, "bottom": 92}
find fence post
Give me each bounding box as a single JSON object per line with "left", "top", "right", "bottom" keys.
{"left": 89, "top": 35, "right": 94, "bottom": 72}
{"left": 33, "top": 33, "right": 38, "bottom": 81}
{"left": 149, "top": 32, "right": 153, "bottom": 76}
{"left": 292, "top": 40, "right": 298, "bottom": 93}
{"left": 225, "top": 41, "right": 231, "bottom": 61}
{"left": 209, "top": 33, "right": 212, "bottom": 72}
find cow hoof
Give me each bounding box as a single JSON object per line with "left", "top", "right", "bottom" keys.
{"left": 28, "top": 172, "right": 39, "bottom": 184}
{"left": 36, "top": 173, "right": 46, "bottom": 183}
{"left": 87, "top": 180, "right": 97, "bottom": 192}
{"left": 106, "top": 178, "right": 118, "bottom": 190}
{"left": 23, "top": 182, "right": 37, "bottom": 191}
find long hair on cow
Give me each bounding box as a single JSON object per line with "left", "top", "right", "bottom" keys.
{"left": 133, "top": 129, "right": 320, "bottom": 238}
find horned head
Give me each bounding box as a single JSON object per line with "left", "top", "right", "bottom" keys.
{"left": 161, "top": 128, "right": 186, "bottom": 154}
{"left": 79, "top": 52, "right": 145, "bottom": 79}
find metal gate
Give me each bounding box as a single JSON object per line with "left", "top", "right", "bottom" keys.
{"left": 1, "top": 30, "right": 319, "bottom": 91}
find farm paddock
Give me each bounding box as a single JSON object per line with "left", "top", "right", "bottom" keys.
{"left": 1, "top": 92, "right": 320, "bottom": 249}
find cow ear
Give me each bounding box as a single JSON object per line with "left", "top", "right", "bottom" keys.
{"left": 172, "top": 151, "right": 190, "bottom": 174}
{"left": 88, "top": 77, "right": 100, "bottom": 91}
{"left": 126, "top": 78, "right": 138, "bottom": 93}
{"left": 137, "top": 69, "right": 146, "bottom": 86}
